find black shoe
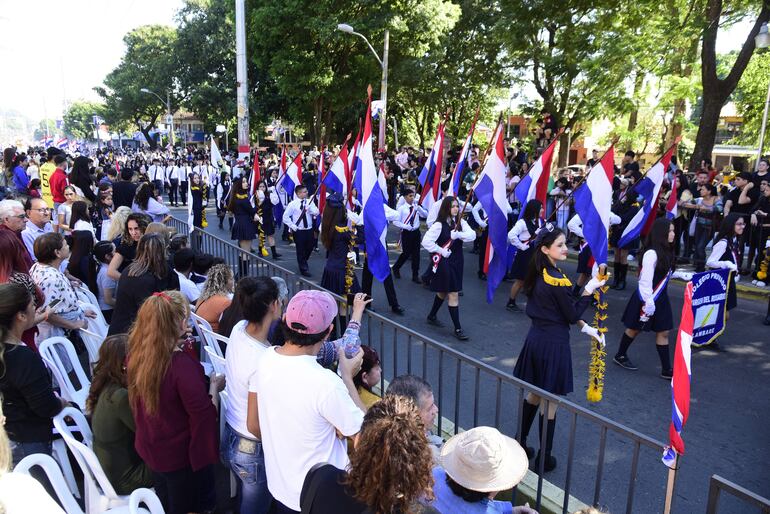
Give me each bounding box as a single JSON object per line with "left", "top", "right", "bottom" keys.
{"left": 478, "top": 271, "right": 487, "bottom": 280}
{"left": 764, "top": 316, "right": 770, "bottom": 326}
{"left": 707, "top": 342, "right": 727, "bottom": 353}
{"left": 454, "top": 329, "right": 469, "bottom": 341}
{"left": 426, "top": 316, "right": 443, "bottom": 327}
{"left": 391, "top": 305, "right": 405, "bottom": 315}
{"left": 272, "top": 254, "right": 281, "bottom": 260}
{"left": 506, "top": 301, "right": 521, "bottom": 312}
{"left": 533, "top": 451, "right": 557, "bottom": 472}
{"left": 411, "top": 276, "right": 421, "bottom": 284}
{"left": 313, "top": 247, "right": 319, "bottom": 253}
{"left": 301, "top": 271, "right": 312, "bottom": 277}
{"left": 392, "top": 267, "right": 401, "bottom": 279}
{"left": 661, "top": 368, "right": 673, "bottom": 379}
{"left": 613, "top": 355, "right": 638, "bottom": 371}
{"left": 458, "top": 291, "right": 464, "bottom": 296}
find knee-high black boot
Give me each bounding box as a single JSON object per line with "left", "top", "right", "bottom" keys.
{"left": 610, "top": 262, "right": 620, "bottom": 289}
{"left": 516, "top": 401, "right": 538, "bottom": 458}
{"left": 616, "top": 263, "right": 628, "bottom": 290}
{"left": 534, "top": 415, "right": 557, "bottom": 472}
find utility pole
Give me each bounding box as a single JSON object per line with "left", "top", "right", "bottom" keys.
{"left": 235, "top": 0, "right": 250, "bottom": 164}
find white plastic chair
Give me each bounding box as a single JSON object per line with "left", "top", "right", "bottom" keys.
{"left": 54, "top": 407, "right": 130, "bottom": 513}
{"left": 76, "top": 285, "right": 99, "bottom": 309}
{"left": 79, "top": 300, "right": 109, "bottom": 337}
{"left": 200, "top": 326, "right": 228, "bottom": 359}
{"left": 38, "top": 337, "right": 90, "bottom": 410}
{"left": 219, "top": 390, "right": 237, "bottom": 499}
{"left": 127, "top": 488, "right": 164, "bottom": 514}
{"left": 203, "top": 346, "right": 226, "bottom": 375}
{"left": 14, "top": 452, "right": 85, "bottom": 514}
{"left": 80, "top": 328, "right": 104, "bottom": 368}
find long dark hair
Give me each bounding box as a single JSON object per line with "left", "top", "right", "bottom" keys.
{"left": 67, "top": 230, "right": 98, "bottom": 294}
{"left": 642, "top": 217, "right": 675, "bottom": 273}
{"left": 69, "top": 201, "right": 90, "bottom": 228}
{"left": 714, "top": 212, "right": 742, "bottom": 245}
{"left": 321, "top": 204, "right": 347, "bottom": 250}
{"left": 523, "top": 227, "right": 566, "bottom": 296}
{"left": 70, "top": 156, "right": 92, "bottom": 188}
{"left": 0, "top": 283, "right": 32, "bottom": 376}
{"left": 134, "top": 182, "right": 153, "bottom": 210}
{"left": 227, "top": 176, "right": 249, "bottom": 212}
{"left": 521, "top": 199, "right": 542, "bottom": 223}
{"left": 437, "top": 195, "right": 457, "bottom": 224}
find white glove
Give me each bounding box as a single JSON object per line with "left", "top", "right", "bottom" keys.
{"left": 439, "top": 247, "right": 452, "bottom": 258}
{"left": 580, "top": 324, "right": 605, "bottom": 347}
{"left": 289, "top": 224, "right": 298, "bottom": 232}
{"left": 672, "top": 270, "right": 693, "bottom": 282}
{"left": 519, "top": 243, "right": 530, "bottom": 251}
{"left": 643, "top": 299, "right": 656, "bottom": 317}
{"left": 254, "top": 215, "right": 263, "bottom": 224}
{"left": 584, "top": 276, "right": 607, "bottom": 295}
{"left": 479, "top": 220, "right": 488, "bottom": 229}
{"left": 347, "top": 251, "right": 357, "bottom": 264}
{"left": 256, "top": 190, "right": 265, "bottom": 202}
{"left": 725, "top": 261, "right": 738, "bottom": 272}
{"left": 450, "top": 230, "right": 462, "bottom": 240}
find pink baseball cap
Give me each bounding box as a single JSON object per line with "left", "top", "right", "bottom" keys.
{"left": 284, "top": 290, "right": 338, "bottom": 334}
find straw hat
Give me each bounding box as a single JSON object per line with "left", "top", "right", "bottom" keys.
{"left": 440, "top": 427, "right": 528, "bottom": 493}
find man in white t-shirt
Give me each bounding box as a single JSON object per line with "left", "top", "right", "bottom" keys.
{"left": 248, "top": 290, "right": 365, "bottom": 513}
{"left": 172, "top": 248, "right": 199, "bottom": 303}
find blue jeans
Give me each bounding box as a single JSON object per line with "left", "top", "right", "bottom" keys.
{"left": 221, "top": 423, "right": 272, "bottom": 514}
{"left": 10, "top": 440, "right": 52, "bottom": 467}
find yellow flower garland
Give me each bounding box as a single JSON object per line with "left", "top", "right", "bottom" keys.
{"left": 257, "top": 203, "right": 268, "bottom": 256}
{"left": 338, "top": 224, "right": 356, "bottom": 298}
{"left": 757, "top": 244, "right": 769, "bottom": 281}
{"left": 587, "top": 270, "right": 609, "bottom": 403}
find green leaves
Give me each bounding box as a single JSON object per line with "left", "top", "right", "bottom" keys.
{"left": 62, "top": 101, "right": 106, "bottom": 140}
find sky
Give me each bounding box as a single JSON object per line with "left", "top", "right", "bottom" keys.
{"left": 0, "top": 2, "right": 758, "bottom": 127}
{"left": 0, "top": 0, "right": 183, "bottom": 123}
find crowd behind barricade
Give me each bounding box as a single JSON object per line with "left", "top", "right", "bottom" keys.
{"left": 0, "top": 137, "right": 767, "bottom": 513}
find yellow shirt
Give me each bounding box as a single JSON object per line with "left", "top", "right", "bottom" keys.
{"left": 357, "top": 387, "right": 381, "bottom": 409}
{"left": 39, "top": 161, "right": 57, "bottom": 208}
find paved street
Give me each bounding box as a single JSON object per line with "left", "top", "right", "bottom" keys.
{"left": 180, "top": 206, "right": 769, "bottom": 513}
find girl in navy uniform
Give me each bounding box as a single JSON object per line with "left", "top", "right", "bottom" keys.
{"left": 320, "top": 193, "right": 361, "bottom": 297}
{"left": 255, "top": 180, "right": 281, "bottom": 260}
{"left": 422, "top": 196, "right": 476, "bottom": 340}
{"left": 609, "top": 179, "right": 640, "bottom": 290}
{"left": 227, "top": 176, "right": 258, "bottom": 276}
{"left": 215, "top": 171, "right": 232, "bottom": 230}
{"left": 189, "top": 172, "right": 207, "bottom": 252}
{"left": 506, "top": 199, "right": 545, "bottom": 311}
{"left": 513, "top": 224, "right": 605, "bottom": 471}
{"left": 614, "top": 218, "right": 692, "bottom": 375}
{"left": 705, "top": 213, "right": 744, "bottom": 347}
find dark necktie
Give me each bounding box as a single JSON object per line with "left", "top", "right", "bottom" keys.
{"left": 300, "top": 200, "right": 308, "bottom": 228}
{"left": 408, "top": 205, "right": 414, "bottom": 227}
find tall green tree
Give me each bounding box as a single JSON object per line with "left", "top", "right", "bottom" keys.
{"left": 95, "top": 25, "right": 179, "bottom": 149}
{"left": 62, "top": 101, "right": 106, "bottom": 140}
{"left": 733, "top": 51, "right": 770, "bottom": 154}
{"left": 689, "top": 0, "right": 770, "bottom": 172}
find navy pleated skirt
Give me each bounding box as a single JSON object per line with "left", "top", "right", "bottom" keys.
{"left": 231, "top": 214, "right": 256, "bottom": 240}
{"left": 621, "top": 289, "right": 673, "bottom": 332}
{"left": 513, "top": 324, "right": 573, "bottom": 395}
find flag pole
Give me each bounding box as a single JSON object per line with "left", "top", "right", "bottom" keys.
{"left": 546, "top": 135, "right": 620, "bottom": 222}
{"left": 457, "top": 111, "right": 505, "bottom": 221}
{"left": 663, "top": 454, "right": 678, "bottom": 514}
{"left": 417, "top": 111, "right": 450, "bottom": 207}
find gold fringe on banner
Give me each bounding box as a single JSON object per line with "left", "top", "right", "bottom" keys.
{"left": 587, "top": 270, "right": 609, "bottom": 403}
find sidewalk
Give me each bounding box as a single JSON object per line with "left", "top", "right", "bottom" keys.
{"left": 566, "top": 249, "right": 770, "bottom": 300}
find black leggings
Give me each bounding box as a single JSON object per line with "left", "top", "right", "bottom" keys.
{"left": 152, "top": 464, "right": 216, "bottom": 514}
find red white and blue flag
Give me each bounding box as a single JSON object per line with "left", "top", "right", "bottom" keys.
{"left": 474, "top": 122, "right": 510, "bottom": 303}
{"left": 348, "top": 123, "right": 362, "bottom": 208}
{"left": 249, "top": 153, "right": 261, "bottom": 200}
{"left": 418, "top": 122, "right": 446, "bottom": 212}
{"left": 449, "top": 117, "right": 476, "bottom": 197}
{"left": 665, "top": 176, "right": 678, "bottom": 220}
{"left": 359, "top": 89, "right": 390, "bottom": 282}
{"left": 280, "top": 152, "right": 303, "bottom": 199}
{"left": 322, "top": 135, "right": 351, "bottom": 198}
{"left": 618, "top": 144, "right": 676, "bottom": 247}
{"left": 573, "top": 146, "right": 615, "bottom": 266}
{"left": 515, "top": 136, "right": 559, "bottom": 216}
{"left": 662, "top": 281, "right": 693, "bottom": 469}
{"left": 56, "top": 137, "right": 69, "bottom": 150}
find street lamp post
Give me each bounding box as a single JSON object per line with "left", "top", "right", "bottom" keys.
{"left": 140, "top": 87, "right": 174, "bottom": 146}
{"left": 755, "top": 22, "right": 770, "bottom": 170}
{"left": 337, "top": 23, "right": 389, "bottom": 151}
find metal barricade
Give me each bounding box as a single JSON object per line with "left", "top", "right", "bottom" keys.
{"left": 706, "top": 475, "right": 770, "bottom": 514}
{"left": 169, "top": 218, "right": 676, "bottom": 513}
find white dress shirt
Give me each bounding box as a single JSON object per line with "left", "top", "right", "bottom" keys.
{"left": 393, "top": 201, "right": 427, "bottom": 231}
{"left": 421, "top": 218, "right": 476, "bottom": 253}
{"left": 282, "top": 198, "right": 319, "bottom": 231}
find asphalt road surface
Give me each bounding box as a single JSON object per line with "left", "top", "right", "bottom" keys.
{"left": 176, "top": 205, "right": 769, "bottom": 513}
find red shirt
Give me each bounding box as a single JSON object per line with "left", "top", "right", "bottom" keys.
{"left": 132, "top": 351, "right": 218, "bottom": 472}
{"left": 49, "top": 168, "right": 68, "bottom": 203}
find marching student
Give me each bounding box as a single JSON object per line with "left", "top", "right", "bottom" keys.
{"left": 282, "top": 185, "right": 318, "bottom": 277}
{"left": 215, "top": 170, "right": 232, "bottom": 230}
{"left": 358, "top": 202, "right": 406, "bottom": 315}
{"left": 166, "top": 158, "right": 181, "bottom": 206}
{"left": 228, "top": 176, "right": 258, "bottom": 277}
{"left": 472, "top": 199, "right": 489, "bottom": 280}
{"left": 609, "top": 178, "right": 639, "bottom": 290}
{"left": 613, "top": 218, "right": 692, "bottom": 376}
{"left": 180, "top": 159, "right": 192, "bottom": 206}
{"left": 255, "top": 180, "right": 280, "bottom": 260}
{"left": 567, "top": 212, "right": 621, "bottom": 294}
{"left": 513, "top": 224, "right": 605, "bottom": 471}
{"left": 193, "top": 157, "right": 211, "bottom": 203}
{"left": 506, "top": 199, "right": 545, "bottom": 312}
{"left": 320, "top": 193, "right": 361, "bottom": 297}
{"left": 422, "top": 195, "right": 476, "bottom": 340}
{"left": 189, "top": 172, "right": 208, "bottom": 252}
{"left": 706, "top": 213, "right": 745, "bottom": 343}
{"left": 148, "top": 158, "right": 165, "bottom": 196}
{"left": 391, "top": 188, "right": 427, "bottom": 283}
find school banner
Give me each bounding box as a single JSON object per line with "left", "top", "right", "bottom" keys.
{"left": 690, "top": 268, "right": 731, "bottom": 347}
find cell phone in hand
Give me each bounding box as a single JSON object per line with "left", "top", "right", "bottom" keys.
{"left": 48, "top": 298, "right": 62, "bottom": 310}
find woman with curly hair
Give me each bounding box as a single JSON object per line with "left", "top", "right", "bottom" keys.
{"left": 87, "top": 334, "right": 153, "bottom": 495}
{"left": 107, "top": 212, "right": 151, "bottom": 280}
{"left": 300, "top": 394, "right": 438, "bottom": 514}
{"left": 195, "top": 263, "right": 235, "bottom": 334}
